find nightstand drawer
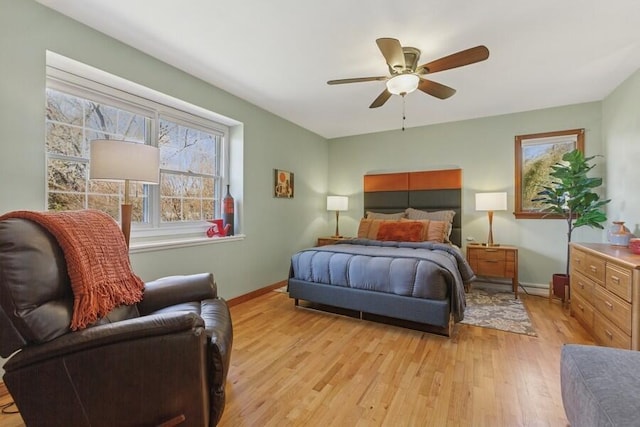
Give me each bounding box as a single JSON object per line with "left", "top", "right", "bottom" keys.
{"left": 475, "top": 259, "right": 506, "bottom": 277}
{"left": 606, "top": 263, "right": 632, "bottom": 303}
{"left": 594, "top": 286, "right": 632, "bottom": 335}
{"left": 475, "top": 248, "right": 506, "bottom": 262}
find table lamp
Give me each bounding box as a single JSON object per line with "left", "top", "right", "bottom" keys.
{"left": 90, "top": 139, "right": 160, "bottom": 247}
{"left": 475, "top": 192, "right": 508, "bottom": 246}
{"left": 327, "top": 196, "right": 348, "bottom": 238}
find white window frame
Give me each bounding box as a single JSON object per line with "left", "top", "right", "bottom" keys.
{"left": 45, "top": 51, "right": 241, "bottom": 249}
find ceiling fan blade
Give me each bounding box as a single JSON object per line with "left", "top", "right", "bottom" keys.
{"left": 419, "top": 45, "right": 489, "bottom": 74}
{"left": 369, "top": 89, "right": 392, "bottom": 108}
{"left": 327, "top": 76, "right": 387, "bottom": 85}
{"left": 418, "top": 78, "right": 457, "bottom": 99}
{"left": 376, "top": 38, "right": 406, "bottom": 72}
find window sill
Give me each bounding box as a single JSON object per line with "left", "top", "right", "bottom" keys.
{"left": 129, "top": 234, "right": 245, "bottom": 254}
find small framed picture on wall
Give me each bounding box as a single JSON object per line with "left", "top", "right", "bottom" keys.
{"left": 274, "top": 169, "right": 294, "bottom": 198}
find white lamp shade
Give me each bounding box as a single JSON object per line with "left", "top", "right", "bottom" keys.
{"left": 475, "top": 192, "right": 508, "bottom": 211}
{"left": 386, "top": 74, "right": 420, "bottom": 95}
{"left": 327, "top": 196, "right": 348, "bottom": 211}
{"left": 90, "top": 139, "right": 160, "bottom": 184}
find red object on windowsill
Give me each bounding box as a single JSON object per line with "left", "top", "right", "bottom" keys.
{"left": 629, "top": 238, "right": 640, "bottom": 254}
{"left": 206, "top": 219, "right": 231, "bottom": 238}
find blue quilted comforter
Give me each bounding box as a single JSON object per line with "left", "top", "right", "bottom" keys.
{"left": 289, "top": 239, "right": 475, "bottom": 322}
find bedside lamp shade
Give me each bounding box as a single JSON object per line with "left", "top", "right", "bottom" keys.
{"left": 327, "top": 196, "right": 348, "bottom": 238}
{"left": 475, "top": 192, "right": 507, "bottom": 246}
{"left": 90, "top": 140, "right": 160, "bottom": 247}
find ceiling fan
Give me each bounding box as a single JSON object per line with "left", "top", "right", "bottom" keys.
{"left": 327, "top": 38, "right": 490, "bottom": 108}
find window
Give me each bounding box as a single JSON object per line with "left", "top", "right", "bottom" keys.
{"left": 158, "top": 116, "right": 221, "bottom": 222}
{"left": 45, "top": 54, "right": 232, "bottom": 243}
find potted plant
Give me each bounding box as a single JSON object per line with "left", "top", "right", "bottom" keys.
{"left": 532, "top": 149, "right": 610, "bottom": 299}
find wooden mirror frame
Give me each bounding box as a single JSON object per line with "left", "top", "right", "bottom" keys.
{"left": 514, "top": 128, "right": 585, "bottom": 219}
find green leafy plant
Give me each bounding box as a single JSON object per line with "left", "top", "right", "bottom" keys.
{"left": 532, "top": 149, "right": 610, "bottom": 276}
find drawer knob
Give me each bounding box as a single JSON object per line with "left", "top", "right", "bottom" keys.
{"left": 590, "top": 265, "right": 597, "bottom": 273}
{"left": 579, "top": 281, "right": 585, "bottom": 289}
{"left": 605, "top": 301, "right": 613, "bottom": 310}
{"left": 605, "top": 329, "right": 613, "bottom": 340}
{"left": 611, "top": 275, "right": 620, "bottom": 283}
{"left": 577, "top": 304, "right": 584, "bottom": 311}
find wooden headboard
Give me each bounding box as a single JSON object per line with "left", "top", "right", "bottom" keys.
{"left": 363, "top": 169, "right": 463, "bottom": 247}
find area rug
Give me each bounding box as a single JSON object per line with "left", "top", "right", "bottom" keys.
{"left": 461, "top": 284, "right": 537, "bottom": 336}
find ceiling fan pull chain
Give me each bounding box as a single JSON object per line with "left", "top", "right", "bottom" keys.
{"left": 402, "top": 94, "right": 406, "bottom": 131}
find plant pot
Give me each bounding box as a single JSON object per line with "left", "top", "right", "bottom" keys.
{"left": 552, "top": 273, "right": 570, "bottom": 300}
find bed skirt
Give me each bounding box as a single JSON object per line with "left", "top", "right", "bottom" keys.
{"left": 288, "top": 278, "right": 452, "bottom": 336}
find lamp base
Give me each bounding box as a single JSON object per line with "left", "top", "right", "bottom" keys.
{"left": 121, "top": 203, "right": 132, "bottom": 248}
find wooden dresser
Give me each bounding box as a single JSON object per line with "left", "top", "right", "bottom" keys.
{"left": 570, "top": 242, "right": 640, "bottom": 350}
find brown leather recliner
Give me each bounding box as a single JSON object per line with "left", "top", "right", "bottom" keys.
{"left": 0, "top": 217, "right": 233, "bottom": 426}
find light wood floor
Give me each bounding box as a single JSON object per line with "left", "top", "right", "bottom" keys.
{"left": 0, "top": 290, "right": 593, "bottom": 426}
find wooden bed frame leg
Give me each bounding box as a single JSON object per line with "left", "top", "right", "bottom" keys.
{"left": 295, "top": 298, "right": 299, "bottom": 306}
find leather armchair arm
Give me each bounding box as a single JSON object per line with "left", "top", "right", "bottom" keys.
{"left": 4, "top": 311, "right": 204, "bottom": 371}
{"left": 138, "top": 272, "right": 218, "bottom": 315}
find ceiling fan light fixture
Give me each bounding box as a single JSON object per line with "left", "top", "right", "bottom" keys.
{"left": 386, "top": 73, "right": 420, "bottom": 95}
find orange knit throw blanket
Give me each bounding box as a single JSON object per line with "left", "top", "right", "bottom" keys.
{"left": 0, "top": 210, "right": 144, "bottom": 330}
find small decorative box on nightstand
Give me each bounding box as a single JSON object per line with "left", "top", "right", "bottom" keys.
{"left": 466, "top": 244, "right": 519, "bottom": 298}
{"left": 316, "top": 236, "right": 352, "bottom": 246}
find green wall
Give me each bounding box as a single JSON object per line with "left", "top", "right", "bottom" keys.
{"left": 602, "top": 68, "right": 640, "bottom": 236}
{"left": 327, "top": 102, "right": 606, "bottom": 286}
{"left": 0, "top": 0, "right": 329, "bottom": 298}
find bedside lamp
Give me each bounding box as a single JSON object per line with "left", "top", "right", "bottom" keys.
{"left": 327, "top": 196, "right": 348, "bottom": 238}
{"left": 90, "top": 139, "right": 160, "bottom": 248}
{"left": 475, "top": 192, "right": 507, "bottom": 246}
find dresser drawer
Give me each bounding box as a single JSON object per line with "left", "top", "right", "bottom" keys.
{"left": 571, "top": 292, "right": 594, "bottom": 330}
{"left": 594, "top": 286, "right": 632, "bottom": 335}
{"left": 571, "top": 270, "right": 595, "bottom": 306}
{"left": 571, "top": 247, "right": 587, "bottom": 275}
{"left": 594, "top": 311, "right": 631, "bottom": 349}
{"left": 584, "top": 254, "right": 606, "bottom": 284}
{"left": 606, "top": 263, "right": 632, "bottom": 303}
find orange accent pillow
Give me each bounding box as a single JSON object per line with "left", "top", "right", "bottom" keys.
{"left": 400, "top": 218, "right": 447, "bottom": 243}
{"left": 424, "top": 220, "right": 447, "bottom": 243}
{"left": 357, "top": 218, "right": 373, "bottom": 238}
{"left": 376, "top": 221, "right": 425, "bottom": 242}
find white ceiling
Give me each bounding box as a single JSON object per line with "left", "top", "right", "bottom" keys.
{"left": 36, "top": 0, "right": 640, "bottom": 139}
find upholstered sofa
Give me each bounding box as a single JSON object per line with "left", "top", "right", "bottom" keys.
{"left": 0, "top": 215, "right": 233, "bottom": 426}
{"left": 561, "top": 344, "right": 640, "bottom": 427}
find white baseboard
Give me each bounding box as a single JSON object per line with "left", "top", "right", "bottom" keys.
{"left": 473, "top": 279, "right": 549, "bottom": 297}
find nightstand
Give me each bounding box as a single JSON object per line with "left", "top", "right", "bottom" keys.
{"left": 466, "top": 244, "right": 519, "bottom": 298}
{"left": 316, "top": 236, "right": 352, "bottom": 246}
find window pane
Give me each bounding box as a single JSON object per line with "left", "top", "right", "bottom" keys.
{"left": 48, "top": 158, "right": 86, "bottom": 193}
{"left": 48, "top": 193, "right": 85, "bottom": 211}
{"left": 159, "top": 119, "right": 220, "bottom": 223}
{"left": 46, "top": 122, "right": 84, "bottom": 157}
{"left": 88, "top": 194, "right": 120, "bottom": 220}
{"left": 46, "top": 89, "right": 84, "bottom": 126}
{"left": 46, "top": 90, "right": 152, "bottom": 222}
{"left": 159, "top": 119, "right": 218, "bottom": 175}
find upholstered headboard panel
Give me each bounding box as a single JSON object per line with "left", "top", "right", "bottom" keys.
{"left": 363, "top": 169, "right": 463, "bottom": 247}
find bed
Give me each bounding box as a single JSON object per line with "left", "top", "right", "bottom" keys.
{"left": 288, "top": 169, "right": 475, "bottom": 336}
